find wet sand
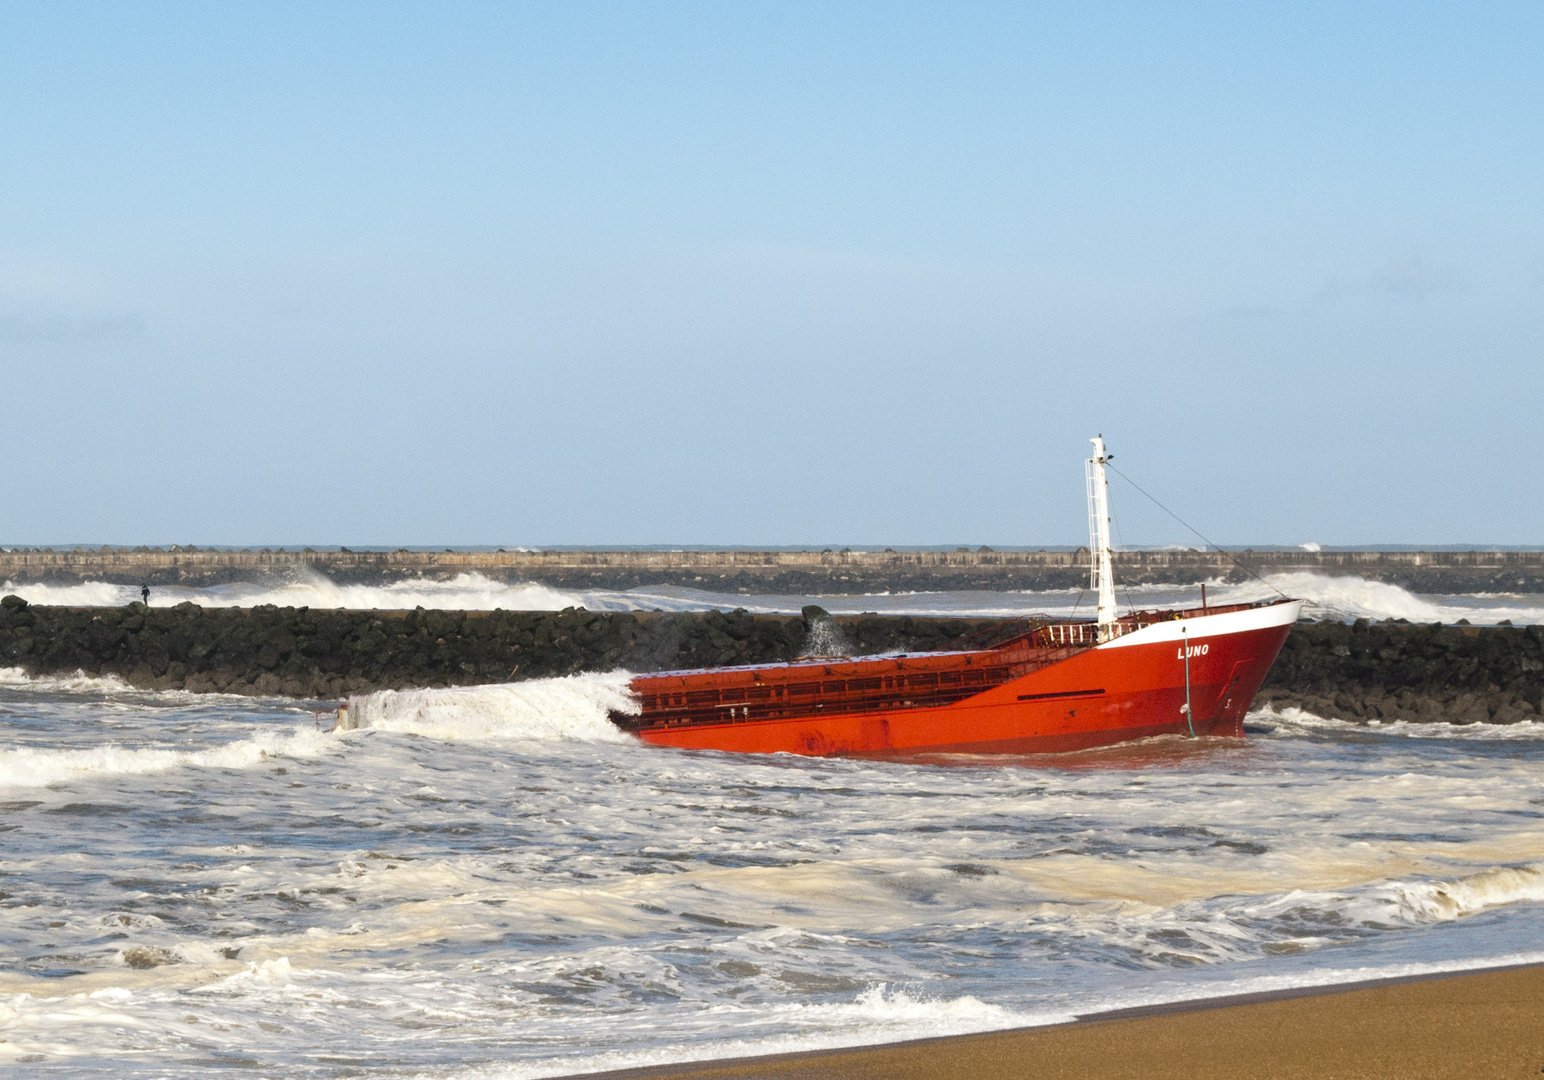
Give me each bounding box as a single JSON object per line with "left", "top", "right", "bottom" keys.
{"left": 575, "top": 963, "right": 1544, "bottom": 1080}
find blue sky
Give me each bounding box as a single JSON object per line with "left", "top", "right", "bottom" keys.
{"left": 3, "top": 2, "right": 1540, "bottom": 546}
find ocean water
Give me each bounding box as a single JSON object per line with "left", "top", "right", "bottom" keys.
{"left": 5, "top": 567, "right": 1544, "bottom": 625}
{"left": 1, "top": 667, "right": 1541, "bottom": 1077}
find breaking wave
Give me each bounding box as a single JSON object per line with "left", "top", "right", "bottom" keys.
{"left": 0, "top": 666, "right": 312, "bottom": 707}
{"left": 1218, "top": 572, "right": 1449, "bottom": 621}
{"left": 438, "top": 934, "right": 1544, "bottom": 1080}
{"left": 342, "top": 672, "right": 638, "bottom": 743}
{"left": 0, "top": 666, "right": 133, "bottom": 694}
{"left": 0, "top": 727, "right": 331, "bottom": 788}
{"left": 1257, "top": 704, "right": 1544, "bottom": 740}
{"left": 1382, "top": 864, "right": 1544, "bottom": 923}
{"left": 475, "top": 985, "right": 1041, "bottom": 1080}
{"left": 5, "top": 567, "right": 1543, "bottom": 624}
{"left": 1243, "top": 571, "right": 1544, "bottom": 625}
{"left": 1, "top": 570, "right": 591, "bottom": 612}
{"left": 1222, "top": 864, "right": 1544, "bottom": 934}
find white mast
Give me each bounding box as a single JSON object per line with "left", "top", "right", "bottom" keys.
{"left": 1085, "top": 434, "right": 1118, "bottom": 636}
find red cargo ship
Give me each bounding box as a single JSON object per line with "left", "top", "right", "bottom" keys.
{"left": 612, "top": 437, "right": 1300, "bottom": 757}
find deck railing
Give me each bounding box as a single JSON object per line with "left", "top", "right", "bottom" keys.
{"left": 1035, "top": 619, "right": 1147, "bottom": 646}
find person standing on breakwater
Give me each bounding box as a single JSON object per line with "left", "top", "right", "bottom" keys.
{"left": 141, "top": 583, "right": 149, "bottom": 605}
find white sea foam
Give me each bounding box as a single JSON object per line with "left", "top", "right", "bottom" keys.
{"left": 0, "top": 986, "right": 155, "bottom": 1062}
{"left": 439, "top": 949, "right": 1544, "bottom": 1080}
{"left": 0, "top": 666, "right": 309, "bottom": 707}
{"left": 622, "top": 572, "right": 1544, "bottom": 625}
{"left": 1222, "top": 571, "right": 1544, "bottom": 625}
{"left": 8, "top": 567, "right": 1543, "bottom": 624}
{"left": 0, "top": 727, "right": 331, "bottom": 788}
{"left": 0, "top": 579, "right": 132, "bottom": 607}
{"left": 1032, "top": 950, "right": 1544, "bottom": 1035}
{"left": 0, "top": 666, "right": 133, "bottom": 694}
{"left": 213, "top": 956, "right": 297, "bottom": 990}
{"left": 2, "top": 570, "right": 592, "bottom": 612}
{"left": 1382, "top": 864, "right": 1544, "bottom": 922}
{"left": 343, "top": 672, "right": 638, "bottom": 743}
{"left": 1215, "top": 864, "right": 1544, "bottom": 937}
{"left": 214, "top": 570, "right": 589, "bottom": 612}
{"left": 462, "top": 985, "right": 1045, "bottom": 1080}
{"left": 1258, "top": 703, "right": 1544, "bottom": 740}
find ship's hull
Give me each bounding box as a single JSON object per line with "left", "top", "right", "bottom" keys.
{"left": 618, "top": 600, "right": 1302, "bottom": 758}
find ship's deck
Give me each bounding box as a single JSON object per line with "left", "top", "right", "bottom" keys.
{"left": 614, "top": 601, "right": 1271, "bottom": 733}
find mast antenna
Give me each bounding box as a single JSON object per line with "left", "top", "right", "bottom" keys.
{"left": 1085, "top": 435, "right": 1118, "bottom": 637}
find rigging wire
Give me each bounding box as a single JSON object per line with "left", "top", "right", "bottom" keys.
{"left": 1104, "top": 462, "right": 1288, "bottom": 600}
{"left": 1068, "top": 584, "right": 1089, "bottom": 619}
{"left": 1109, "top": 508, "right": 1141, "bottom": 614}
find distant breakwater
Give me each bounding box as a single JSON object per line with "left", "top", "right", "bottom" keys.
{"left": 1, "top": 597, "right": 1540, "bottom": 726}
{"left": 5, "top": 547, "right": 1544, "bottom": 593}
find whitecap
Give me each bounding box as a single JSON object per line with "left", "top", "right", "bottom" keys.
{"left": 0, "top": 667, "right": 133, "bottom": 694}
{"left": 0, "top": 727, "right": 332, "bottom": 788}
{"left": 342, "top": 672, "right": 637, "bottom": 743}
{"left": 1257, "top": 704, "right": 1544, "bottom": 740}
{"left": 1214, "top": 571, "right": 1544, "bottom": 625}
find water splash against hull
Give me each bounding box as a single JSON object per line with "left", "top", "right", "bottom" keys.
{"left": 343, "top": 672, "right": 637, "bottom": 743}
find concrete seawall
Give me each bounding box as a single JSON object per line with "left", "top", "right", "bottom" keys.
{"left": 2, "top": 597, "right": 1539, "bottom": 726}
{"left": 4, "top": 547, "right": 1544, "bottom": 593}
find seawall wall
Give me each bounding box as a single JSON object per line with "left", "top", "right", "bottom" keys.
{"left": 5, "top": 548, "right": 1544, "bottom": 593}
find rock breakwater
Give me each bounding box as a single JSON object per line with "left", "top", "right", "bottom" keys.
{"left": 2, "top": 597, "right": 1539, "bottom": 725}
{"left": 1259, "top": 618, "right": 1544, "bottom": 724}
{"left": 0, "top": 597, "right": 985, "bottom": 700}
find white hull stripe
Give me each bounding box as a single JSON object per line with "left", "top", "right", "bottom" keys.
{"left": 1097, "top": 599, "right": 1303, "bottom": 650}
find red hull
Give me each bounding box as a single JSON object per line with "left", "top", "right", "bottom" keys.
{"left": 615, "top": 599, "right": 1301, "bottom": 758}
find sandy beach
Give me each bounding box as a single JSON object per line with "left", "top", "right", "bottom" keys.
{"left": 575, "top": 964, "right": 1544, "bottom": 1080}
